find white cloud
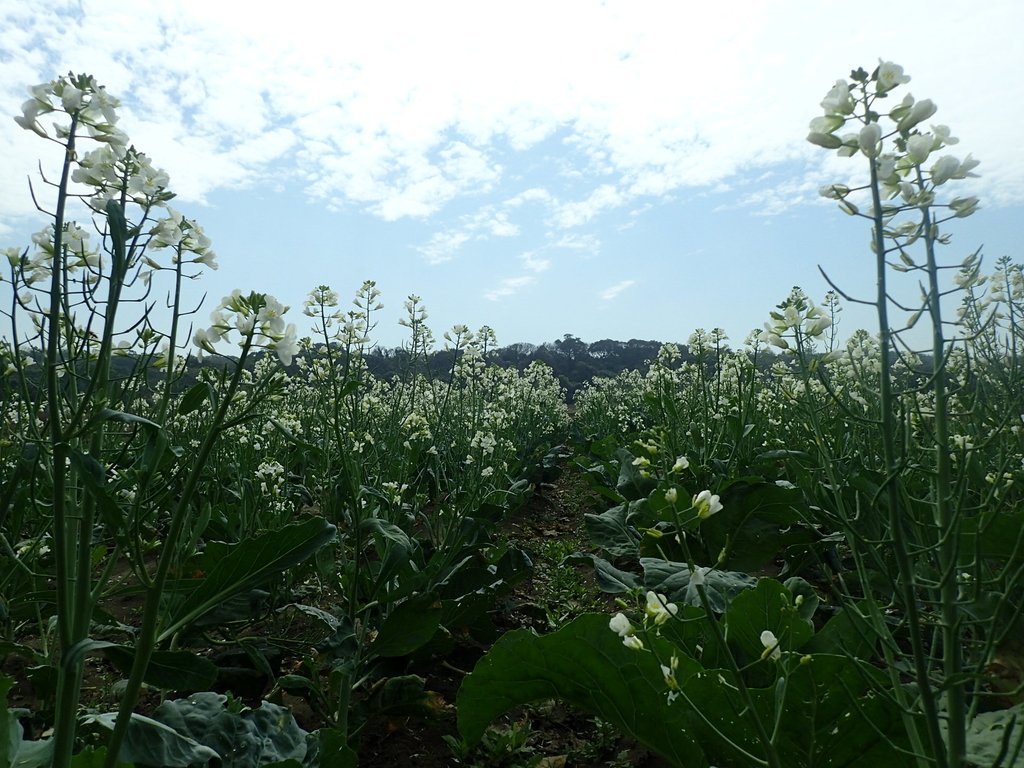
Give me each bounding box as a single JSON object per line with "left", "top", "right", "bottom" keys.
{"left": 2, "top": 0, "right": 1023, "bottom": 242}
{"left": 485, "top": 275, "right": 535, "bottom": 301}
{"left": 416, "top": 230, "right": 472, "bottom": 265}
{"left": 600, "top": 279, "right": 637, "bottom": 301}
{"left": 551, "top": 184, "right": 624, "bottom": 229}
{"left": 520, "top": 252, "right": 551, "bottom": 273}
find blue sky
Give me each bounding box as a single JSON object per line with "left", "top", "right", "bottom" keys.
{"left": 2, "top": 0, "right": 1022, "bottom": 350}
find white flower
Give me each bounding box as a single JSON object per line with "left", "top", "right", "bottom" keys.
{"left": 858, "top": 123, "right": 882, "bottom": 157}
{"left": 610, "top": 612, "right": 645, "bottom": 648}
{"left": 692, "top": 490, "right": 723, "bottom": 520}
{"left": 906, "top": 134, "right": 934, "bottom": 165}
{"left": 609, "top": 612, "right": 633, "bottom": 637}
{"left": 931, "top": 154, "right": 980, "bottom": 186}
{"left": 671, "top": 456, "right": 690, "bottom": 473}
{"left": 272, "top": 323, "right": 299, "bottom": 366}
{"left": 949, "top": 196, "right": 980, "bottom": 218}
{"left": 896, "top": 98, "right": 936, "bottom": 133}
{"left": 645, "top": 591, "right": 679, "bottom": 625}
{"left": 622, "top": 635, "right": 644, "bottom": 651}
{"left": 192, "top": 327, "right": 218, "bottom": 355}
{"left": 665, "top": 487, "right": 678, "bottom": 504}
{"left": 760, "top": 630, "right": 781, "bottom": 661}
{"left": 876, "top": 60, "right": 910, "bottom": 92}
{"left": 820, "top": 80, "right": 853, "bottom": 116}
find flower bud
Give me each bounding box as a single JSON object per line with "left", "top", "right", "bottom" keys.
{"left": 897, "top": 98, "right": 936, "bottom": 132}
{"left": 858, "top": 123, "right": 882, "bottom": 157}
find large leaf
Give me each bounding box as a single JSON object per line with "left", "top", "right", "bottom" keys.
{"left": 583, "top": 503, "right": 640, "bottom": 558}
{"left": 457, "top": 615, "right": 910, "bottom": 768}
{"left": 724, "top": 578, "right": 814, "bottom": 661}
{"left": 371, "top": 593, "right": 442, "bottom": 658}
{"left": 614, "top": 448, "right": 656, "bottom": 500}
{"left": 85, "top": 711, "right": 219, "bottom": 767}
{"left": 955, "top": 704, "right": 1024, "bottom": 767}
{"left": 149, "top": 693, "right": 311, "bottom": 768}
{"left": 102, "top": 646, "right": 217, "bottom": 691}
{"left": 565, "top": 553, "right": 641, "bottom": 593}
{"left": 641, "top": 558, "right": 756, "bottom": 612}
{"left": 160, "top": 517, "right": 335, "bottom": 641}
{"left": 700, "top": 479, "right": 815, "bottom": 571}
{"left": 457, "top": 614, "right": 706, "bottom": 767}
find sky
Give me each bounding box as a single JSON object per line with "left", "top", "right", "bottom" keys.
{"left": 1, "top": 0, "right": 1022, "bottom": 351}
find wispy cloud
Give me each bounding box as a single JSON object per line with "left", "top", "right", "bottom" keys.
{"left": 485, "top": 275, "right": 535, "bottom": 301}
{"left": 600, "top": 279, "right": 637, "bottom": 301}
{"left": 520, "top": 252, "right": 551, "bottom": 273}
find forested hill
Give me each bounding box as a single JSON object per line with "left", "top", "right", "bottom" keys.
{"left": 365, "top": 334, "right": 740, "bottom": 400}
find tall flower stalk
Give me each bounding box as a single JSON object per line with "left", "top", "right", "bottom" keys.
{"left": 808, "top": 61, "right": 1001, "bottom": 767}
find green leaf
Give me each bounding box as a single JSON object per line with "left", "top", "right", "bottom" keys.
{"left": 700, "top": 480, "right": 813, "bottom": 571}
{"left": 372, "top": 593, "right": 442, "bottom": 658}
{"left": 804, "top": 601, "right": 879, "bottom": 659}
{"left": 315, "top": 727, "right": 358, "bottom": 768}
{"left": 565, "top": 553, "right": 641, "bottom": 593}
{"left": 148, "top": 693, "right": 311, "bottom": 767}
{"left": 84, "top": 711, "right": 219, "bottom": 768}
{"left": 160, "top": 517, "right": 335, "bottom": 641}
{"left": 640, "top": 558, "right": 756, "bottom": 612}
{"left": 1, "top": 673, "right": 54, "bottom": 767}
{"left": 102, "top": 646, "right": 217, "bottom": 691}
{"left": 68, "top": 746, "right": 131, "bottom": 768}
{"left": 957, "top": 704, "right": 1024, "bottom": 767}
{"left": 614, "top": 448, "right": 656, "bottom": 500}
{"left": 98, "top": 408, "right": 160, "bottom": 430}
{"left": 584, "top": 504, "right": 640, "bottom": 558}
{"left": 457, "top": 614, "right": 705, "bottom": 767}
{"left": 176, "top": 382, "right": 214, "bottom": 417}
{"left": 724, "top": 578, "right": 814, "bottom": 661}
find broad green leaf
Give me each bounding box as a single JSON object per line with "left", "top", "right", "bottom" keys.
{"left": 584, "top": 504, "right": 639, "bottom": 558}
{"left": 315, "top": 727, "right": 358, "bottom": 768}
{"left": 724, "top": 578, "right": 814, "bottom": 661}
{"left": 640, "top": 558, "right": 756, "bottom": 612}
{"left": 160, "top": 517, "right": 335, "bottom": 641}
{"left": 84, "top": 712, "right": 219, "bottom": 768}
{"left": 565, "top": 553, "right": 641, "bottom": 593}
{"left": 614, "top": 448, "right": 656, "bottom": 500}
{"left": 957, "top": 704, "right": 1024, "bottom": 767}
{"left": 457, "top": 614, "right": 705, "bottom": 767}
{"left": 372, "top": 593, "right": 442, "bottom": 658}
{"left": 149, "top": 693, "right": 311, "bottom": 768}
{"left": 700, "top": 480, "right": 813, "bottom": 571}
{"left": 803, "top": 600, "right": 880, "bottom": 659}
{"left": 102, "top": 646, "right": 217, "bottom": 691}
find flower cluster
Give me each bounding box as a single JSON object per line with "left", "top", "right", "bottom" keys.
{"left": 193, "top": 291, "right": 298, "bottom": 365}
{"left": 808, "top": 60, "right": 980, "bottom": 222}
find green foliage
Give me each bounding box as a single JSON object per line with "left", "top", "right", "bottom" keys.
{"left": 457, "top": 612, "right": 911, "bottom": 767}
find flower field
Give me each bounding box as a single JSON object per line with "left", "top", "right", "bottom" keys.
{"left": 2, "top": 65, "right": 1024, "bottom": 767}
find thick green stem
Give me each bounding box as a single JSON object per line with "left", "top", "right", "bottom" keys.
{"left": 48, "top": 112, "right": 84, "bottom": 768}
{"left": 916, "top": 167, "right": 965, "bottom": 766}
{"left": 866, "top": 150, "right": 947, "bottom": 767}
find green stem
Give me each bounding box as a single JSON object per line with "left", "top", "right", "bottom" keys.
{"left": 916, "top": 167, "right": 965, "bottom": 766}
{"left": 102, "top": 336, "right": 256, "bottom": 768}
{"left": 48, "top": 111, "right": 84, "bottom": 768}
{"left": 865, "top": 143, "right": 946, "bottom": 767}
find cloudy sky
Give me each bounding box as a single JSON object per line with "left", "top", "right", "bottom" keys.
{"left": 2, "top": 0, "right": 1022, "bottom": 349}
